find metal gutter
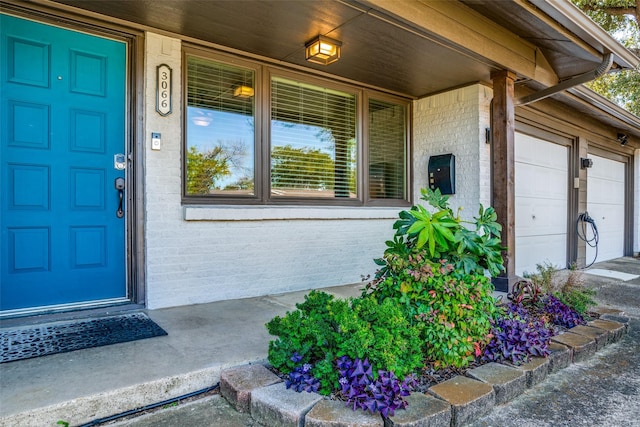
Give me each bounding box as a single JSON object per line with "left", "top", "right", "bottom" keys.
{"left": 516, "top": 1, "right": 639, "bottom": 127}
{"left": 529, "top": 0, "right": 640, "bottom": 69}
{"left": 516, "top": 52, "right": 613, "bottom": 105}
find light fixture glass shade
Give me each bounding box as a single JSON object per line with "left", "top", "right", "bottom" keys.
{"left": 305, "top": 35, "right": 342, "bottom": 65}
{"left": 233, "top": 85, "right": 254, "bottom": 98}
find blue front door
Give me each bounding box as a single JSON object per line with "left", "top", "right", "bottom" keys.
{"left": 1, "top": 15, "right": 128, "bottom": 312}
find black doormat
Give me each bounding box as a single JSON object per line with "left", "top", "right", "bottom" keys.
{"left": 0, "top": 313, "right": 167, "bottom": 363}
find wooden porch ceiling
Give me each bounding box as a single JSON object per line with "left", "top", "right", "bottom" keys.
{"left": 45, "top": 0, "right": 612, "bottom": 99}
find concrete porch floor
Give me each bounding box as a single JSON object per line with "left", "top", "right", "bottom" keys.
{"left": 1, "top": 257, "right": 638, "bottom": 427}
{"left": 0, "top": 282, "right": 367, "bottom": 426}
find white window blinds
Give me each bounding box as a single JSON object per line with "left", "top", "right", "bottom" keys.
{"left": 271, "top": 77, "right": 357, "bottom": 198}
{"left": 185, "top": 56, "right": 255, "bottom": 196}
{"left": 368, "top": 99, "right": 407, "bottom": 200}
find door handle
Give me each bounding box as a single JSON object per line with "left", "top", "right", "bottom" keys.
{"left": 115, "top": 177, "right": 125, "bottom": 218}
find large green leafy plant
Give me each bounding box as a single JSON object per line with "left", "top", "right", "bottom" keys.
{"left": 388, "top": 188, "right": 505, "bottom": 277}
{"left": 364, "top": 188, "right": 502, "bottom": 368}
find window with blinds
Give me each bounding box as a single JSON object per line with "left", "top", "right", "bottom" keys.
{"left": 183, "top": 50, "right": 410, "bottom": 205}
{"left": 271, "top": 77, "right": 357, "bottom": 198}
{"left": 368, "top": 99, "right": 407, "bottom": 200}
{"left": 185, "top": 56, "right": 255, "bottom": 196}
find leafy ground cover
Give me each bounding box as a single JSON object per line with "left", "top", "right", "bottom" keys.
{"left": 266, "top": 189, "right": 596, "bottom": 419}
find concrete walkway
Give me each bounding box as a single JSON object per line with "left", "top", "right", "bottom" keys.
{"left": 1, "top": 257, "right": 638, "bottom": 426}
{"left": 0, "top": 283, "right": 364, "bottom": 426}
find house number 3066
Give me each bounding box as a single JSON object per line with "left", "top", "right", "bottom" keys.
{"left": 156, "top": 64, "right": 172, "bottom": 116}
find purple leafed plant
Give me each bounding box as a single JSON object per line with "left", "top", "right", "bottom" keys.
{"left": 336, "top": 356, "right": 416, "bottom": 418}
{"left": 543, "top": 294, "right": 586, "bottom": 329}
{"left": 482, "top": 304, "right": 552, "bottom": 365}
{"left": 285, "top": 352, "right": 320, "bottom": 393}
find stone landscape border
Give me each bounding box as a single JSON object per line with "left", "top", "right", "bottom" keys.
{"left": 219, "top": 310, "right": 629, "bottom": 427}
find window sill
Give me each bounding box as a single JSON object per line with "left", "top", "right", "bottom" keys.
{"left": 183, "top": 205, "right": 402, "bottom": 221}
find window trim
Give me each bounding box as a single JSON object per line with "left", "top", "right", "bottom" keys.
{"left": 363, "top": 90, "right": 413, "bottom": 207}
{"left": 182, "top": 47, "right": 412, "bottom": 207}
{"left": 182, "top": 47, "right": 263, "bottom": 204}
{"left": 265, "top": 67, "right": 362, "bottom": 206}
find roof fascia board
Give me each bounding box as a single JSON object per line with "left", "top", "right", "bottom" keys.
{"left": 358, "top": 0, "right": 558, "bottom": 86}
{"left": 566, "top": 86, "right": 640, "bottom": 133}
{"left": 529, "top": 0, "right": 640, "bottom": 69}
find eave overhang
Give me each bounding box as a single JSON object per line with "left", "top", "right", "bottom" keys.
{"left": 529, "top": 0, "right": 640, "bottom": 70}
{"left": 4, "top": 0, "right": 639, "bottom": 136}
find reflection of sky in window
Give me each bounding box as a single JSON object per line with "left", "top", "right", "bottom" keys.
{"left": 187, "top": 107, "right": 254, "bottom": 188}
{"left": 187, "top": 107, "right": 331, "bottom": 155}
{"left": 187, "top": 107, "right": 356, "bottom": 188}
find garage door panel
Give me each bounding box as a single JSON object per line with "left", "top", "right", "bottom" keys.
{"left": 586, "top": 154, "right": 625, "bottom": 263}
{"left": 596, "top": 230, "right": 625, "bottom": 261}
{"left": 586, "top": 179, "right": 625, "bottom": 205}
{"left": 515, "top": 197, "right": 567, "bottom": 236}
{"left": 588, "top": 156, "right": 625, "bottom": 181}
{"left": 515, "top": 132, "right": 568, "bottom": 276}
{"left": 516, "top": 235, "right": 567, "bottom": 276}
{"left": 515, "top": 133, "right": 568, "bottom": 170}
{"left": 515, "top": 164, "right": 567, "bottom": 200}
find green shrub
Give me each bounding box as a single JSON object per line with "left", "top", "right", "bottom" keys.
{"left": 266, "top": 290, "right": 334, "bottom": 374}
{"left": 331, "top": 296, "right": 424, "bottom": 378}
{"left": 522, "top": 261, "right": 557, "bottom": 294}
{"left": 266, "top": 187, "right": 507, "bottom": 394}
{"left": 364, "top": 188, "right": 502, "bottom": 368}
{"left": 420, "top": 269, "right": 496, "bottom": 367}
{"left": 556, "top": 270, "right": 597, "bottom": 315}
{"left": 523, "top": 263, "right": 597, "bottom": 316}
{"left": 366, "top": 254, "right": 497, "bottom": 368}
{"left": 266, "top": 291, "right": 423, "bottom": 395}
{"left": 557, "top": 288, "right": 596, "bottom": 315}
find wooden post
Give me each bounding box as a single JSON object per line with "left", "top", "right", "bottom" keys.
{"left": 491, "top": 70, "right": 518, "bottom": 292}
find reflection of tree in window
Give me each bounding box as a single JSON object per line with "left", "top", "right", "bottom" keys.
{"left": 186, "top": 56, "right": 256, "bottom": 196}
{"left": 186, "top": 142, "right": 247, "bottom": 195}
{"left": 271, "top": 144, "right": 334, "bottom": 191}
{"left": 271, "top": 77, "right": 356, "bottom": 198}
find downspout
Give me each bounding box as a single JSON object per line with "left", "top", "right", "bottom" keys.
{"left": 515, "top": 53, "right": 614, "bottom": 106}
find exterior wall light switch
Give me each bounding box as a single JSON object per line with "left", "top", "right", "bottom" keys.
{"left": 574, "top": 177, "right": 580, "bottom": 189}
{"left": 151, "top": 132, "right": 161, "bottom": 150}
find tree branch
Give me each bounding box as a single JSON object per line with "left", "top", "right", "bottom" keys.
{"left": 582, "top": 1, "right": 639, "bottom": 21}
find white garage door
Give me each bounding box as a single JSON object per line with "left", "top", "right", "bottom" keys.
{"left": 515, "top": 133, "right": 568, "bottom": 276}
{"left": 586, "top": 155, "right": 625, "bottom": 264}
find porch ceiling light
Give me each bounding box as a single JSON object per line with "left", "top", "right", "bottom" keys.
{"left": 233, "top": 85, "right": 254, "bottom": 98}
{"left": 305, "top": 35, "right": 342, "bottom": 65}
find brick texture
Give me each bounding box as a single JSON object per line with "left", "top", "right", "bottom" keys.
{"left": 143, "top": 39, "right": 493, "bottom": 309}
{"left": 413, "top": 84, "right": 492, "bottom": 221}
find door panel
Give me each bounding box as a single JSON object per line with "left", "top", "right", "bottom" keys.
{"left": 514, "top": 132, "right": 568, "bottom": 276}
{"left": 586, "top": 155, "right": 625, "bottom": 263}
{"left": 1, "top": 14, "right": 127, "bottom": 312}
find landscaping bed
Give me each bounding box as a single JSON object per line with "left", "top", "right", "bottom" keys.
{"left": 265, "top": 189, "right": 599, "bottom": 421}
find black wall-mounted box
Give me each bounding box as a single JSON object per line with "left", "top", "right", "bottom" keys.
{"left": 428, "top": 154, "right": 455, "bottom": 195}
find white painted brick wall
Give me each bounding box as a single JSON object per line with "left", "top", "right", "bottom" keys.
{"left": 143, "top": 33, "right": 399, "bottom": 309}
{"left": 142, "top": 37, "right": 495, "bottom": 309}
{"left": 413, "top": 85, "right": 492, "bottom": 221}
